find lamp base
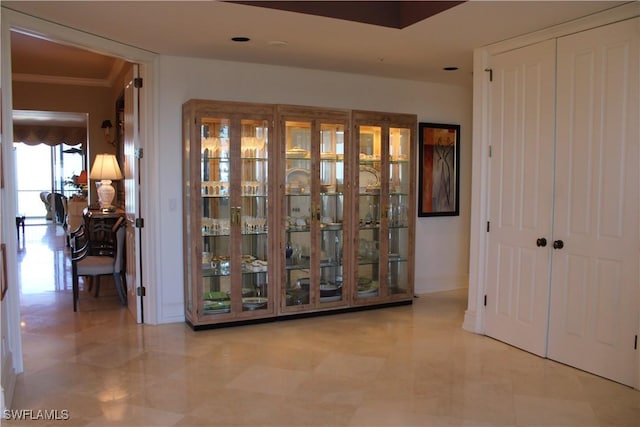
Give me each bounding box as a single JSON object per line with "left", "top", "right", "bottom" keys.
{"left": 96, "top": 180, "right": 116, "bottom": 209}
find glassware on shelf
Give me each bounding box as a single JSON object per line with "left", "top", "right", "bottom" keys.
{"left": 202, "top": 181, "right": 229, "bottom": 196}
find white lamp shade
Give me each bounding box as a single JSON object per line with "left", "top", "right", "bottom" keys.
{"left": 90, "top": 154, "right": 123, "bottom": 181}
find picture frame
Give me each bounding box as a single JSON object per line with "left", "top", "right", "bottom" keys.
{"left": 418, "top": 122, "right": 460, "bottom": 217}
{"left": 1, "top": 243, "right": 7, "bottom": 301}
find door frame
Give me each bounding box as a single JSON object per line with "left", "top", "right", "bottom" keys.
{"left": 1, "top": 7, "right": 159, "bottom": 390}
{"left": 464, "top": 3, "right": 640, "bottom": 389}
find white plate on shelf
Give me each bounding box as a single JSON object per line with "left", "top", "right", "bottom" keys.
{"left": 359, "top": 165, "right": 380, "bottom": 192}
{"left": 286, "top": 168, "right": 311, "bottom": 193}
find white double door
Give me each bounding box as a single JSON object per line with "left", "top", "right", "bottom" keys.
{"left": 485, "top": 18, "right": 639, "bottom": 387}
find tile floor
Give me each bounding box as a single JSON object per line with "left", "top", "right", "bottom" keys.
{"left": 5, "top": 222, "right": 640, "bottom": 426}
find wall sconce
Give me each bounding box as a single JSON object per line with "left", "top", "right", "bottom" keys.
{"left": 101, "top": 120, "right": 115, "bottom": 146}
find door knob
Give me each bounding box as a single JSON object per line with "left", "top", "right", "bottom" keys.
{"left": 553, "top": 240, "right": 564, "bottom": 249}
{"left": 536, "top": 238, "right": 547, "bottom": 247}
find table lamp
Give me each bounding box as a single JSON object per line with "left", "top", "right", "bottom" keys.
{"left": 77, "top": 170, "right": 88, "bottom": 186}
{"left": 90, "top": 154, "right": 123, "bottom": 209}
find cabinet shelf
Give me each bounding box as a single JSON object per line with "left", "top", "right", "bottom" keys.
{"left": 202, "top": 156, "right": 230, "bottom": 161}
{"left": 241, "top": 269, "right": 268, "bottom": 274}
{"left": 286, "top": 227, "right": 310, "bottom": 233}
{"left": 320, "top": 261, "right": 342, "bottom": 268}
{"left": 202, "top": 269, "right": 230, "bottom": 278}
{"left": 389, "top": 225, "right": 409, "bottom": 230}
{"left": 286, "top": 262, "right": 311, "bottom": 270}
{"left": 358, "top": 258, "right": 380, "bottom": 265}
{"left": 359, "top": 224, "right": 380, "bottom": 230}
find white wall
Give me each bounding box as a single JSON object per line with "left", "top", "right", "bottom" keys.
{"left": 153, "top": 55, "right": 472, "bottom": 323}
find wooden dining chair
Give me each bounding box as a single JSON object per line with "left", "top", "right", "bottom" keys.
{"left": 71, "top": 216, "right": 127, "bottom": 311}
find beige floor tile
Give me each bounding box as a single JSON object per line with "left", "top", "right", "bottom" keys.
{"left": 314, "top": 352, "right": 386, "bottom": 381}
{"left": 7, "top": 224, "right": 639, "bottom": 426}
{"left": 187, "top": 389, "right": 285, "bottom": 425}
{"left": 514, "top": 394, "right": 600, "bottom": 426}
{"left": 226, "top": 365, "right": 310, "bottom": 396}
{"left": 83, "top": 402, "right": 183, "bottom": 426}
{"left": 294, "top": 372, "right": 369, "bottom": 406}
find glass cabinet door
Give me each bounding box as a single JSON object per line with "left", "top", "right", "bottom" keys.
{"left": 387, "top": 127, "right": 411, "bottom": 296}
{"left": 356, "top": 125, "right": 383, "bottom": 299}
{"left": 240, "top": 120, "right": 270, "bottom": 310}
{"left": 201, "top": 118, "right": 233, "bottom": 315}
{"left": 282, "top": 112, "right": 348, "bottom": 309}
{"left": 284, "top": 121, "right": 313, "bottom": 307}
{"left": 199, "top": 115, "right": 272, "bottom": 318}
{"left": 319, "top": 124, "right": 345, "bottom": 304}
{"left": 355, "top": 117, "right": 415, "bottom": 303}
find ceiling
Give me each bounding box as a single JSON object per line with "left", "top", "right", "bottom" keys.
{"left": 4, "top": 1, "right": 629, "bottom": 89}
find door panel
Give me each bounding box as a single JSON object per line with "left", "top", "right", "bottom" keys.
{"left": 484, "top": 39, "right": 556, "bottom": 356}
{"left": 124, "top": 64, "right": 142, "bottom": 323}
{"left": 548, "top": 18, "right": 639, "bottom": 386}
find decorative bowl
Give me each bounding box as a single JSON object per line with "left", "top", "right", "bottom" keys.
{"left": 242, "top": 297, "right": 268, "bottom": 310}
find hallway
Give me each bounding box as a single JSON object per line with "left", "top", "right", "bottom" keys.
{"left": 6, "top": 223, "right": 639, "bottom": 426}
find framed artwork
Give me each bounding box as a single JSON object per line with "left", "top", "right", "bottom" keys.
{"left": 418, "top": 122, "right": 460, "bottom": 217}
{"left": 1, "top": 243, "right": 7, "bottom": 301}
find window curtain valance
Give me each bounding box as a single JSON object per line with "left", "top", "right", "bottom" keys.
{"left": 13, "top": 124, "right": 87, "bottom": 146}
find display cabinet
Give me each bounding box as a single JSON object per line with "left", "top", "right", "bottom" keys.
{"left": 183, "top": 100, "right": 416, "bottom": 328}
{"left": 183, "top": 100, "right": 276, "bottom": 327}
{"left": 277, "top": 106, "right": 351, "bottom": 313}
{"left": 351, "top": 110, "right": 416, "bottom": 305}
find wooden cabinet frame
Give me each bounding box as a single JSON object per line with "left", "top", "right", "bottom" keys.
{"left": 183, "top": 100, "right": 416, "bottom": 329}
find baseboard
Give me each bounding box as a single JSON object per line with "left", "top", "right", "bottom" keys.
{"left": 1, "top": 351, "right": 17, "bottom": 411}
{"left": 462, "top": 308, "right": 482, "bottom": 334}
{"left": 414, "top": 275, "right": 469, "bottom": 294}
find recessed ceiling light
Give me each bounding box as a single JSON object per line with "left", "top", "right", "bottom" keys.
{"left": 443, "top": 66, "right": 459, "bottom": 71}
{"left": 231, "top": 36, "right": 250, "bottom": 42}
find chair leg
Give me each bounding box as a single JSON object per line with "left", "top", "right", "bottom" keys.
{"left": 113, "top": 272, "right": 127, "bottom": 306}
{"left": 94, "top": 277, "right": 101, "bottom": 297}
{"left": 72, "top": 269, "right": 79, "bottom": 312}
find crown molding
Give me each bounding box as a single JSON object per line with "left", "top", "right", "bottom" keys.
{"left": 12, "top": 72, "right": 111, "bottom": 87}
